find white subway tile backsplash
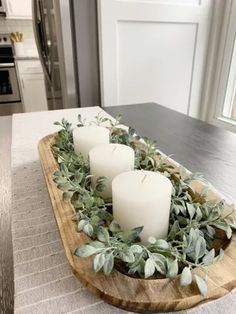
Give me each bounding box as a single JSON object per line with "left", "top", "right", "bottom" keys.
{"left": 0, "top": 19, "right": 38, "bottom": 56}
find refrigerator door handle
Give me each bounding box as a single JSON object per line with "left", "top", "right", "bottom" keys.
{"left": 32, "top": 0, "right": 51, "bottom": 83}
{"left": 44, "top": 0, "right": 55, "bottom": 84}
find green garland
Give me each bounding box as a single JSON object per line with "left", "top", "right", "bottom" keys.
{"left": 51, "top": 114, "right": 233, "bottom": 296}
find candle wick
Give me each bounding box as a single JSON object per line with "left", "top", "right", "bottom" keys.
{"left": 112, "top": 146, "right": 117, "bottom": 153}
{"left": 141, "top": 174, "right": 147, "bottom": 184}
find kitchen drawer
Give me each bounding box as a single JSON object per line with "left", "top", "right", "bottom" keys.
{"left": 16, "top": 60, "right": 43, "bottom": 74}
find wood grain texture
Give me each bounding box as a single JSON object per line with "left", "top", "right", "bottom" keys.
{"left": 0, "top": 116, "right": 14, "bottom": 314}
{"left": 38, "top": 133, "right": 236, "bottom": 313}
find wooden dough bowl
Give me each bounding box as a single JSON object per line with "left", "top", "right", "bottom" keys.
{"left": 38, "top": 134, "right": 236, "bottom": 313}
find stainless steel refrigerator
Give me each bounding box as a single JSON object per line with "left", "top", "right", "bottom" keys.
{"left": 32, "top": 0, "right": 100, "bottom": 110}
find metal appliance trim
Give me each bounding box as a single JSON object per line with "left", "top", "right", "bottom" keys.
{"left": 32, "top": 0, "right": 51, "bottom": 84}
{"left": 0, "top": 63, "right": 14, "bottom": 68}
{"left": 0, "top": 67, "right": 20, "bottom": 103}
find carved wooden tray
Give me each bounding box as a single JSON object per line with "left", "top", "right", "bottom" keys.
{"left": 38, "top": 134, "right": 236, "bottom": 313}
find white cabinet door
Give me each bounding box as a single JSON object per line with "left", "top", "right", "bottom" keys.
{"left": 6, "top": 0, "right": 32, "bottom": 19}
{"left": 98, "top": 0, "right": 213, "bottom": 117}
{"left": 21, "top": 74, "right": 48, "bottom": 112}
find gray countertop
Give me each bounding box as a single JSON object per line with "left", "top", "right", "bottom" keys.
{"left": 106, "top": 103, "right": 236, "bottom": 202}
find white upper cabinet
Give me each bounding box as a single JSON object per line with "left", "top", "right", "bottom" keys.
{"left": 5, "top": 0, "right": 32, "bottom": 19}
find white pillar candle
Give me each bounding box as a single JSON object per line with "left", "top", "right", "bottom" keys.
{"left": 73, "top": 126, "right": 110, "bottom": 159}
{"left": 89, "top": 144, "right": 135, "bottom": 199}
{"left": 112, "top": 170, "right": 172, "bottom": 243}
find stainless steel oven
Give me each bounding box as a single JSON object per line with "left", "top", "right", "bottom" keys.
{"left": 0, "top": 64, "right": 20, "bottom": 103}
{"left": 0, "top": 34, "right": 21, "bottom": 103}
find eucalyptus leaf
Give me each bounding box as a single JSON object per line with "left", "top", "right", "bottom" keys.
{"left": 155, "top": 239, "right": 169, "bottom": 250}
{"left": 226, "top": 226, "right": 232, "bottom": 239}
{"left": 83, "top": 223, "right": 94, "bottom": 237}
{"left": 180, "top": 267, "right": 192, "bottom": 286}
{"left": 178, "top": 205, "right": 187, "bottom": 216}
{"left": 74, "top": 171, "right": 83, "bottom": 183}
{"left": 62, "top": 191, "right": 72, "bottom": 201}
{"left": 78, "top": 219, "right": 87, "bottom": 231}
{"left": 93, "top": 253, "right": 106, "bottom": 272}
{"left": 53, "top": 170, "right": 61, "bottom": 176}
{"left": 206, "top": 225, "right": 215, "bottom": 238}
{"left": 186, "top": 203, "right": 196, "bottom": 220}
{"left": 73, "top": 199, "right": 83, "bottom": 209}
{"left": 195, "top": 207, "right": 202, "bottom": 221}
{"left": 103, "top": 253, "right": 114, "bottom": 276}
{"left": 89, "top": 241, "right": 106, "bottom": 249}
{"left": 195, "top": 237, "right": 202, "bottom": 260}
{"left": 144, "top": 258, "right": 156, "bottom": 278}
{"left": 60, "top": 163, "right": 68, "bottom": 174}
{"left": 203, "top": 249, "right": 215, "bottom": 264}
{"left": 152, "top": 254, "right": 166, "bottom": 275}
{"left": 85, "top": 197, "right": 94, "bottom": 209}
{"left": 57, "top": 182, "right": 71, "bottom": 191}
{"left": 116, "top": 226, "right": 143, "bottom": 243}
{"left": 129, "top": 244, "right": 143, "bottom": 254}
{"left": 109, "top": 220, "right": 121, "bottom": 232}
{"left": 152, "top": 253, "right": 166, "bottom": 265}
{"left": 119, "top": 250, "right": 135, "bottom": 263}
{"left": 74, "top": 245, "right": 99, "bottom": 257}
{"left": 97, "top": 227, "right": 110, "bottom": 243}
{"left": 194, "top": 274, "right": 208, "bottom": 297}
{"left": 168, "top": 221, "right": 180, "bottom": 240}
{"left": 166, "top": 259, "right": 178, "bottom": 278}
